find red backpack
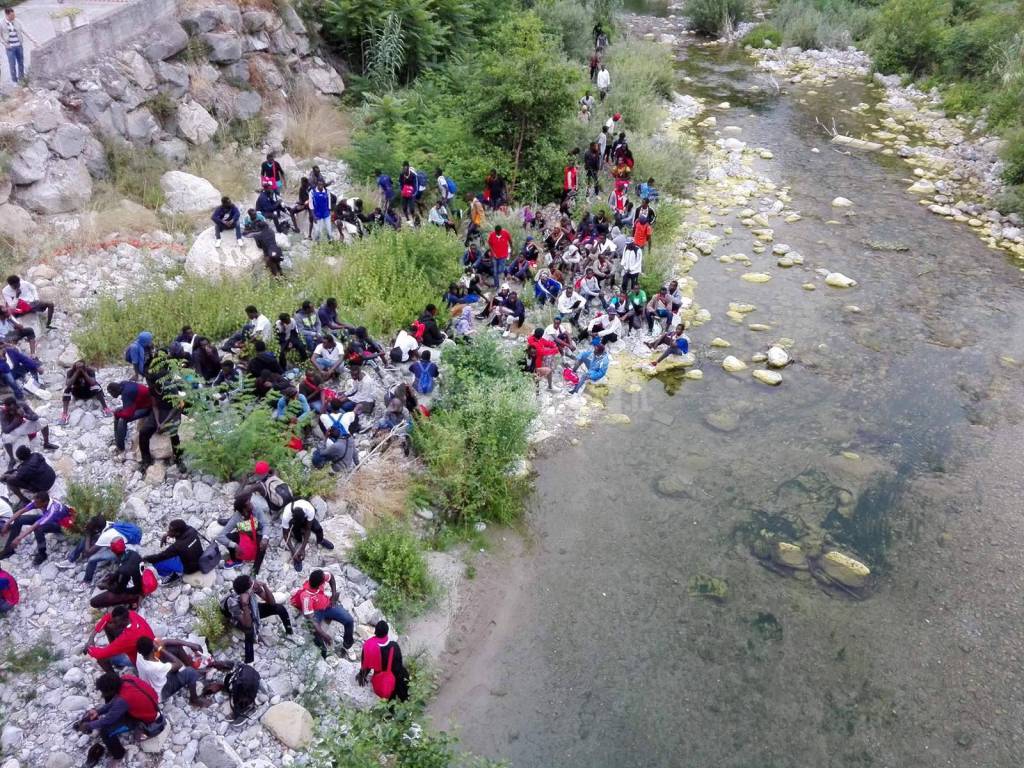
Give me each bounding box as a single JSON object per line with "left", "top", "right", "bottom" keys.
{"left": 372, "top": 644, "right": 397, "bottom": 700}
{"left": 0, "top": 569, "right": 19, "bottom": 606}
{"left": 410, "top": 320, "right": 425, "bottom": 342}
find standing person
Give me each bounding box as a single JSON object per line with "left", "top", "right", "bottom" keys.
{"left": 124, "top": 331, "right": 153, "bottom": 380}
{"left": 408, "top": 349, "right": 440, "bottom": 395}
{"left": 281, "top": 499, "right": 334, "bottom": 572}
{"left": 589, "top": 50, "right": 601, "bottom": 82}
{"left": 375, "top": 168, "right": 394, "bottom": 209}
{"left": 526, "top": 328, "right": 560, "bottom": 392}
{"left": 465, "top": 193, "right": 486, "bottom": 246}
{"left": 291, "top": 177, "right": 313, "bottom": 238}
{"left": 61, "top": 361, "right": 110, "bottom": 425}
{"left": 216, "top": 494, "right": 269, "bottom": 573}
{"left": 596, "top": 64, "right": 611, "bottom": 101}
{"left": 211, "top": 197, "right": 241, "bottom": 246}
{"left": 3, "top": 275, "right": 55, "bottom": 329}
{"left": 620, "top": 242, "right": 643, "bottom": 292}
{"left": 0, "top": 491, "right": 70, "bottom": 564}
{"left": 436, "top": 167, "right": 454, "bottom": 205}
{"left": 397, "top": 162, "right": 417, "bottom": 221}
{"left": 259, "top": 152, "right": 285, "bottom": 193}
{"left": 357, "top": 620, "right": 410, "bottom": 702}
{"left": 75, "top": 672, "right": 163, "bottom": 762}
{"left": 309, "top": 180, "right": 333, "bottom": 242}
{"left": 290, "top": 569, "right": 356, "bottom": 660}
{"left": 107, "top": 380, "right": 152, "bottom": 454}
{"left": 1, "top": 7, "right": 36, "bottom": 84}
{"left": 563, "top": 157, "right": 578, "bottom": 204}
{"left": 222, "top": 574, "right": 294, "bottom": 664}
{"left": 584, "top": 142, "right": 602, "bottom": 198}
{"left": 487, "top": 225, "right": 512, "bottom": 288}
{"left": 632, "top": 215, "right": 653, "bottom": 253}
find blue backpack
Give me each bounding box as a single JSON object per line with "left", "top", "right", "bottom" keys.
{"left": 110, "top": 521, "right": 143, "bottom": 545}
{"left": 415, "top": 170, "right": 429, "bottom": 194}
{"left": 412, "top": 362, "right": 435, "bottom": 394}
{"left": 446, "top": 176, "right": 457, "bottom": 195}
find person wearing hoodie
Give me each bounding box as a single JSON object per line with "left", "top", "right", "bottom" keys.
{"left": 211, "top": 197, "right": 241, "bottom": 244}
{"left": 124, "top": 332, "right": 153, "bottom": 380}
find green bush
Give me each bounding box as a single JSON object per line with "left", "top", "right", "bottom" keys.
{"left": 939, "top": 11, "right": 1016, "bottom": 79}
{"left": 632, "top": 135, "right": 695, "bottom": 196}
{"left": 995, "top": 183, "right": 1024, "bottom": 215}
{"left": 1002, "top": 127, "right": 1024, "bottom": 185}
{"left": 536, "top": 0, "right": 595, "bottom": 60}
{"left": 65, "top": 482, "right": 125, "bottom": 537}
{"left": 353, "top": 521, "right": 433, "bottom": 616}
{"left": 685, "top": 0, "right": 749, "bottom": 36}
{"left": 871, "top": 0, "right": 950, "bottom": 75}
{"left": 216, "top": 116, "right": 269, "bottom": 149}
{"left": 193, "top": 596, "right": 231, "bottom": 651}
{"left": 413, "top": 335, "right": 536, "bottom": 526}
{"left": 145, "top": 92, "right": 177, "bottom": 126}
{"left": 742, "top": 23, "right": 782, "bottom": 47}
{"left": 774, "top": 0, "right": 876, "bottom": 49}
{"left": 601, "top": 40, "right": 676, "bottom": 136}
{"left": 74, "top": 227, "right": 462, "bottom": 362}
{"left": 103, "top": 140, "right": 169, "bottom": 210}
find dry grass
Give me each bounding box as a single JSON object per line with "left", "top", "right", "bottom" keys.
{"left": 344, "top": 456, "right": 415, "bottom": 525}
{"left": 284, "top": 88, "right": 349, "bottom": 159}
{"left": 186, "top": 147, "right": 260, "bottom": 203}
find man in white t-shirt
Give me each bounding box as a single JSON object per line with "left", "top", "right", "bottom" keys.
{"left": 312, "top": 334, "right": 344, "bottom": 377}
{"left": 2, "top": 276, "right": 54, "bottom": 329}
{"left": 135, "top": 635, "right": 207, "bottom": 706}
{"left": 281, "top": 499, "right": 334, "bottom": 572}
{"left": 221, "top": 305, "right": 272, "bottom": 352}
{"left": 389, "top": 328, "right": 419, "bottom": 363}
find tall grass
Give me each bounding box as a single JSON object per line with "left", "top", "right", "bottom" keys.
{"left": 352, "top": 520, "right": 433, "bottom": 616}
{"left": 632, "top": 135, "right": 695, "bottom": 196}
{"left": 602, "top": 40, "right": 676, "bottom": 136}
{"left": 685, "top": 0, "right": 749, "bottom": 36}
{"left": 74, "top": 227, "right": 462, "bottom": 362}
{"left": 774, "top": 0, "right": 876, "bottom": 49}
{"left": 103, "top": 140, "right": 169, "bottom": 210}
{"left": 284, "top": 87, "right": 350, "bottom": 158}
{"left": 66, "top": 482, "right": 126, "bottom": 537}
{"left": 536, "top": 0, "right": 595, "bottom": 60}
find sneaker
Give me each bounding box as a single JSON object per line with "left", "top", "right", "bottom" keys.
{"left": 42, "top": 442, "right": 58, "bottom": 451}
{"left": 161, "top": 572, "right": 182, "bottom": 586}
{"left": 32, "top": 550, "right": 47, "bottom": 566}
{"left": 58, "top": 414, "right": 69, "bottom": 426}
{"left": 102, "top": 407, "right": 113, "bottom": 416}
{"left": 221, "top": 559, "right": 242, "bottom": 570}
{"left": 213, "top": 239, "right": 222, "bottom": 249}
{"left": 340, "top": 644, "right": 358, "bottom": 661}
{"left": 216, "top": 517, "right": 230, "bottom": 526}
{"left": 319, "top": 539, "right": 335, "bottom": 551}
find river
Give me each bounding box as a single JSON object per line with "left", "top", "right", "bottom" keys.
{"left": 429, "top": 6, "right": 1024, "bottom": 767}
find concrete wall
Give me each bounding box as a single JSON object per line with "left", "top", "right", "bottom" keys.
{"left": 31, "top": 0, "right": 178, "bottom": 80}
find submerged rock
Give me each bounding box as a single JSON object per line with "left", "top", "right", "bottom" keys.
{"left": 741, "top": 272, "right": 772, "bottom": 283}
{"left": 704, "top": 410, "right": 739, "bottom": 432}
{"left": 688, "top": 574, "right": 728, "bottom": 603}
{"left": 825, "top": 272, "right": 857, "bottom": 288}
{"left": 831, "top": 197, "right": 854, "bottom": 208}
{"left": 710, "top": 337, "right": 731, "bottom": 348}
{"left": 722, "top": 356, "right": 747, "bottom": 372}
{"left": 821, "top": 551, "right": 870, "bottom": 588}
{"left": 773, "top": 541, "right": 809, "bottom": 569}
{"left": 752, "top": 369, "right": 782, "bottom": 386}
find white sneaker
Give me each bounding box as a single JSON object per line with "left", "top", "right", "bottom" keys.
{"left": 213, "top": 239, "right": 222, "bottom": 248}
{"left": 23, "top": 381, "right": 50, "bottom": 400}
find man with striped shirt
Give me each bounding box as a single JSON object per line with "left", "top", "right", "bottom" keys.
{"left": 2, "top": 7, "right": 36, "bottom": 84}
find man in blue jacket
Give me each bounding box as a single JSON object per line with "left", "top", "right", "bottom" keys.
{"left": 211, "top": 197, "right": 241, "bottom": 246}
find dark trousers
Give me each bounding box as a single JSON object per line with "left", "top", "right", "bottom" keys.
{"left": 113, "top": 410, "right": 150, "bottom": 451}
{"left": 3, "top": 512, "right": 60, "bottom": 554}
{"left": 90, "top": 589, "right": 141, "bottom": 609}
{"left": 277, "top": 331, "right": 308, "bottom": 369}
{"left": 100, "top": 718, "right": 139, "bottom": 760}
{"left": 139, "top": 409, "right": 181, "bottom": 464}
{"left": 243, "top": 603, "right": 292, "bottom": 663}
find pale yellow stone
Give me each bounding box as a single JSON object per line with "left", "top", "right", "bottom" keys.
{"left": 741, "top": 272, "right": 772, "bottom": 283}
{"left": 722, "top": 356, "right": 747, "bottom": 372}
{"left": 752, "top": 369, "right": 782, "bottom": 385}
{"left": 821, "top": 551, "right": 870, "bottom": 588}
{"left": 710, "top": 337, "right": 731, "bottom": 348}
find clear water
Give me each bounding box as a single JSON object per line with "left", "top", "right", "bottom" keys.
{"left": 430, "top": 14, "right": 1024, "bottom": 768}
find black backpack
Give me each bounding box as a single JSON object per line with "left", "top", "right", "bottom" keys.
{"left": 225, "top": 663, "right": 261, "bottom": 719}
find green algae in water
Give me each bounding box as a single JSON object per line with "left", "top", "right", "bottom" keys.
{"left": 823, "top": 475, "right": 899, "bottom": 567}
{"left": 751, "top": 611, "right": 783, "bottom": 642}
{"left": 688, "top": 574, "right": 728, "bottom": 603}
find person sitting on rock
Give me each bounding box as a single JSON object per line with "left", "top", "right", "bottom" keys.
{"left": 69, "top": 516, "right": 128, "bottom": 585}
{"left": 142, "top": 519, "right": 203, "bottom": 585}
{"left": 135, "top": 635, "right": 208, "bottom": 708}
{"left": 357, "top": 620, "right": 410, "bottom": 702}
{"left": 648, "top": 322, "right": 691, "bottom": 367}
{"left": 281, "top": 499, "right": 334, "bottom": 572}
{"left": 256, "top": 187, "right": 294, "bottom": 233}
{"left": 0, "top": 565, "right": 18, "bottom": 614}
{"left": 211, "top": 196, "right": 241, "bottom": 246}
{"left": 275, "top": 312, "right": 307, "bottom": 369}
{"left": 76, "top": 671, "right": 164, "bottom": 763}
{"left": 0, "top": 307, "right": 37, "bottom": 356}
{"left": 0, "top": 490, "right": 68, "bottom": 564}
{"left": 569, "top": 342, "right": 609, "bottom": 395}
{"left": 217, "top": 493, "right": 269, "bottom": 573}
{"left": 61, "top": 360, "right": 109, "bottom": 424}
{"left": 0, "top": 445, "right": 55, "bottom": 506}
{"left": 221, "top": 305, "right": 272, "bottom": 353}
{"left": 89, "top": 537, "right": 149, "bottom": 609}
{"left": 274, "top": 386, "right": 311, "bottom": 424}
{"left": 556, "top": 285, "right": 585, "bottom": 327}
{"left": 221, "top": 574, "right": 294, "bottom": 664}
{"left": 190, "top": 337, "right": 222, "bottom": 382}
{"left": 294, "top": 300, "right": 322, "bottom": 353}
{"left": 2, "top": 275, "right": 54, "bottom": 330}
{"left": 239, "top": 461, "right": 294, "bottom": 518}
{"left": 312, "top": 425, "right": 358, "bottom": 472}
{"left": 644, "top": 287, "right": 674, "bottom": 334}
{"left": 138, "top": 361, "right": 185, "bottom": 473}
{"left": 241, "top": 208, "right": 266, "bottom": 236}
{"left": 83, "top": 604, "right": 154, "bottom": 672}
{"left": 290, "top": 569, "right": 356, "bottom": 660}
{"left": 243, "top": 339, "right": 283, "bottom": 381}
{"left": 317, "top": 297, "right": 350, "bottom": 335}
{"left": 0, "top": 341, "right": 43, "bottom": 400}
{"left": 312, "top": 334, "right": 345, "bottom": 378}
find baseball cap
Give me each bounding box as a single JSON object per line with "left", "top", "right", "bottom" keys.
{"left": 110, "top": 538, "right": 126, "bottom": 555}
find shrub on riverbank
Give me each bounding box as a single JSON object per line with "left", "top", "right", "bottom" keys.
{"left": 742, "top": 23, "right": 782, "bottom": 48}
{"left": 353, "top": 520, "right": 434, "bottom": 616}
{"left": 74, "top": 227, "right": 462, "bottom": 362}
{"left": 602, "top": 40, "right": 677, "bottom": 136}
{"left": 870, "top": 0, "right": 948, "bottom": 76}
{"left": 412, "top": 335, "right": 536, "bottom": 527}
{"left": 774, "top": 0, "right": 876, "bottom": 49}
{"left": 685, "top": 0, "right": 749, "bottom": 36}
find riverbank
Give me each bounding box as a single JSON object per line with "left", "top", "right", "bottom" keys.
{"left": 425, "top": 9, "right": 1024, "bottom": 767}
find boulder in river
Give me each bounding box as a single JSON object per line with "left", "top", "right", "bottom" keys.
{"left": 767, "top": 346, "right": 790, "bottom": 368}
{"left": 825, "top": 272, "right": 857, "bottom": 288}
{"left": 752, "top": 369, "right": 782, "bottom": 386}
{"left": 820, "top": 551, "right": 870, "bottom": 588}
{"left": 722, "top": 356, "right": 747, "bottom": 373}
{"left": 831, "top": 197, "right": 854, "bottom": 207}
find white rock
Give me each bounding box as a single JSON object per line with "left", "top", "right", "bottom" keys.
{"left": 139, "top": 726, "right": 170, "bottom": 753}
{"left": 831, "top": 197, "right": 854, "bottom": 208}
{"left": 722, "top": 356, "right": 747, "bottom": 372}
{"left": 185, "top": 226, "right": 263, "bottom": 279}
{"left": 197, "top": 734, "right": 245, "bottom": 768}
{"left": 767, "top": 346, "right": 790, "bottom": 368}
{"left": 261, "top": 701, "right": 314, "bottom": 749}
{"left": 0, "top": 202, "right": 37, "bottom": 243}
{"left": 825, "top": 272, "right": 857, "bottom": 288}
{"left": 177, "top": 101, "right": 219, "bottom": 146}
{"left": 8, "top": 139, "right": 49, "bottom": 185}
{"left": 59, "top": 695, "right": 91, "bottom": 713}
{"left": 159, "top": 171, "right": 222, "bottom": 215}
{"left": 907, "top": 179, "right": 935, "bottom": 195}
{"left": 183, "top": 570, "right": 217, "bottom": 589}
{"left": 1, "top": 725, "right": 23, "bottom": 752}
{"left": 14, "top": 159, "right": 92, "bottom": 215}
{"left": 752, "top": 369, "right": 782, "bottom": 385}
{"left": 319, "top": 514, "right": 367, "bottom": 557}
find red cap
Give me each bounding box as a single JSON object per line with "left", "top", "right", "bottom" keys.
{"left": 613, "top": 113, "right": 621, "bottom": 121}
{"left": 110, "top": 537, "right": 126, "bottom": 555}
{"left": 254, "top": 460, "right": 270, "bottom": 475}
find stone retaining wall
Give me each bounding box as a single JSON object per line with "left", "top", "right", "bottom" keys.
{"left": 30, "top": 0, "right": 178, "bottom": 81}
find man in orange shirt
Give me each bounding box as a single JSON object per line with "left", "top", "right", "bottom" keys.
{"left": 465, "top": 193, "right": 486, "bottom": 247}
{"left": 632, "top": 215, "right": 652, "bottom": 251}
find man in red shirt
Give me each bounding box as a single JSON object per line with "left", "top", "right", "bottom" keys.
{"left": 632, "top": 215, "right": 652, "bottom": 250}
{"left": 85, "top": 605, "right": 155, "bottom": 672}
{"left": 290, "top": 568, "right": 356, "bottom": 660}
{"left": 526, "top": 328, "right": 560, "bottom": 392}
{"left": 563, "top": 160, "right": 578, "bottom": 204}
{"left": 357, "top": 620, "right": 409, "bottom": 702}
{"left": 487, "top": 225, "right": 512, "bottom": 288}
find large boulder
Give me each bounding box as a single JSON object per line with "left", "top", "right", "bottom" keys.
{"left": 230, "top": 89, "right": 263, "bottom": 120}
{"left": 159, "top": 171, "right": 221, "bottom": 215}
{"left": 48, "top": 123, "right": 89, "bottom": 159}
{"left": 177, "top": 101, "right": 219, "bottom": 145}
{"left": 301, "top": 64, "right": 345, "bottom": 96}
{"left": 15, "top": 159, "right": 92, "bottom": 214}
{"left": 202, "top": 32, "right": 243, "bottom": 64}
{"left": 185, "top": 226, "right": 262, "bottom": 279}
{"left": 119, "top": 51, "right": 156, "bottom": 91}
{"left": 8, "top": 138, "right": 49, "bottom": 185}
{"left": 261, "top": 702, "right": 314, "bottom": 749}
{"left": 141, "top": 19, "right": 190, "bottom": 62}
{"left": 155, "top": 61, "right": 190, "bottom": 98}
{"left": 319, "top": 514, "right": 367, "bottom": 559}
{"left": 0, "top": 203, "right": 37, "bottom": 242}
{"left": 124, "top": 107, "right": 160, "bottom": 143}
{"left": 197, "top": 734, "right": 244, "bottom": 768}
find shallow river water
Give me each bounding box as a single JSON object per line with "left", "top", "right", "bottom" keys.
{"left": 430, "top": 9, "right": 1024, "bottom": 768}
